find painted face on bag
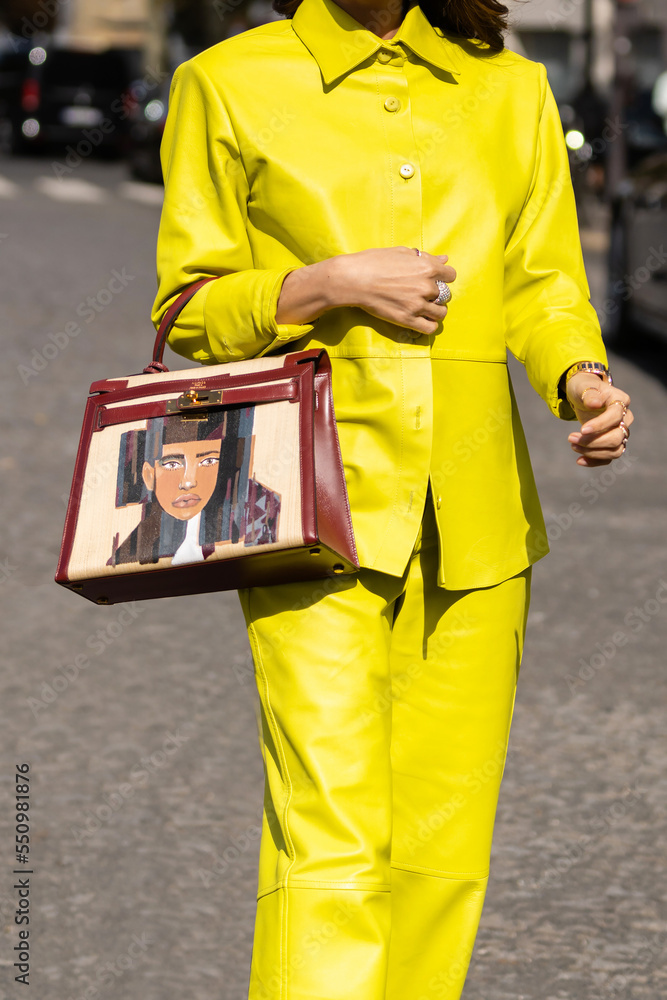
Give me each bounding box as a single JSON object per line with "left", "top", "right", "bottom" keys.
{"left": 142, "top": 438, "right": 222, "bottom": 521}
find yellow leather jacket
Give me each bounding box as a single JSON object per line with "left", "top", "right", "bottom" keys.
{"left": 152, "top": 0, "right": 608, "bottom": 589}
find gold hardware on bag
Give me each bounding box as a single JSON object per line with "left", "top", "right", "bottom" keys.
{"left": 309, "top": 547, "right": 321, "bottom": 556}
{"left": 333, "top": 564, "right": 345, "bottom": 574}
{"left": 166, "top": 388, "right": 223, "bottom": 413}
{"left": 96, "top": 595, "right": 110, "bottom": 605}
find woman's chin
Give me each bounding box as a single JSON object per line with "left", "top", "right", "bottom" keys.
{"left": 169, "top": 504, "right": 203, "bottom": 521}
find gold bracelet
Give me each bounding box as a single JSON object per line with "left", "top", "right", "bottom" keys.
{"left": 564, "top": 361, "right": 613, "bottom": 385}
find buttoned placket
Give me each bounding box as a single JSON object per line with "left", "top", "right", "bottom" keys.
{"left": 369, "top": 45, "right": 435, "bottom": 569}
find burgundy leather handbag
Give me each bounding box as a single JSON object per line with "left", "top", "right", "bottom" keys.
{"left": 55, "top": 279, "right": 359, "bottom": 605}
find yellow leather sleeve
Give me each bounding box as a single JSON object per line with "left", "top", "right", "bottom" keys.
{"left": 503, "top": 64, "right": 608, "bottom": 420}
{"left": 151, "top": 59, "right": 315, "bottom": 364}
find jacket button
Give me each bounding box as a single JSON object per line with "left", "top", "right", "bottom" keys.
{"left": 436, "top": 495, "right": 442, "bottom": 510}
{"left": 399, "top": 163, "right": 415, "bottom": 179}
{"left": 383, "top": 96, "right": 401, "bottom": 113}
{"left": 377, "top": 50, "right": 392, "bottom": 63}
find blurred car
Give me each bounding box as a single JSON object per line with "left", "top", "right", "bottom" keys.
{"left": 0, "top": 37, "right": 132, "bottom": 154}
{"left": 124, "top": 4, "right": 281, "bottom": 186}
{"left": 606, "top": 152, "right": 667, "bottom": 343}
{"left": 125, "top": 76, "right": 169, "bottom": 184}
{"left": 0, "top": 35, "right": 32, "bottom": 151}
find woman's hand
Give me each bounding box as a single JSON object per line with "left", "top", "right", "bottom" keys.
{"left": 565, "top": 372, "right": 634, "bottom": 467}
{"left": 332, "top": 246, "right": 457, "bottom": 337}
{"left": 275, "top": 247, "right": 456, "bottom": 336}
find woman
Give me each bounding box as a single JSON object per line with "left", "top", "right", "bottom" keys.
{"left": 153, "top": 0, "right": 635, "bottom": 996}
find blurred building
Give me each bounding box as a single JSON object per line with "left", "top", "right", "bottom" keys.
{"left": 507, "top": 0, "right": 667, "bottom": 195}
{"left": 1, "top": 0, "right": 664, "bottom": 176}
{"left": 53, "top": 0, "right": 152, "bottom": 50}
{"left": 4, "top": 1, "right": 666, "bottom": 75}
{"left": 508, "top": 0, "right": 666, "bottom": 96}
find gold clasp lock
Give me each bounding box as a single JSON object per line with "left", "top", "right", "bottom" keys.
{"left": 166, "top": 388, "right": 223, "bottom": 413}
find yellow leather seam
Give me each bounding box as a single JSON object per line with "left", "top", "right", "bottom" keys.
{"left": 258, "top": 879, "right": 392, "bottom": 899}
{"left": 245, "top": 612, "right": 295, "bottom": 999}
{"left": 371, "top": 358, "right": 406, "bottom": 569}
{"left": 304, "top": 349, "right": 508, "bottom": 361}
{"left": 429, "top": 355, "right": 508, "bottom": 363}
{"left": 391, "top": 861, "right": 489, "bottom": 881}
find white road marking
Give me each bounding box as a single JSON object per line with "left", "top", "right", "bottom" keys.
{"left": 118, "top": 181, "right": 164, "bottom": 206}
{"left": 0, "top": 174, "right": 21, "bottom": 199}
{"left": 34, "top": 176, "right": 108, "bottom": 203}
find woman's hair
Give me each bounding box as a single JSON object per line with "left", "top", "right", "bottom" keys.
{"left": 272, "top": 0, "right": 511, "bottom": 53}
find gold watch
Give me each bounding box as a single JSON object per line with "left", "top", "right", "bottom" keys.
{"left": 559, "top": 361, "right": 612, "bottom": 401}
{"left": 564, "top": 361, "right": 613, "bottom": 386}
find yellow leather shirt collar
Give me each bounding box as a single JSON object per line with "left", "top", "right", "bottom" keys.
{"left": 291, "top": 0, "right": 462, "bottom": 85}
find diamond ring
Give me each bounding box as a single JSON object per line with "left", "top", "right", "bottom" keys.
{"left": 434, "top": 280, "right": 452, "bottom": 305}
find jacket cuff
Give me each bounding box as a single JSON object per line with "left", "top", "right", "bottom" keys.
{"left": 258, "top": 266, "right": 317, "bottom": 356}
{"left": 523, "top": 324, "right": 609, "bottom": 421}
{"left": 203, "top": 265, "right": 315, "bottom": 361}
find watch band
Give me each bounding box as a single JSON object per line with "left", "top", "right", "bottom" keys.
{"left": 564, "top": 361, "right": 613, "bottom": 385}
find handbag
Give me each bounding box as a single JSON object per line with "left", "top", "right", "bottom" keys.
{"left": 55, "top": 278, "right": 359, "bottom": 605}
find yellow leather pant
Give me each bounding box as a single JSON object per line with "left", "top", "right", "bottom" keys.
{"left": 237, "top": 488, "right": 531, "bottom": 1000}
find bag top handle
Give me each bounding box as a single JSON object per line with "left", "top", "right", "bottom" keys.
{"left": 146, "top": 277, "right": 218, "bottom": 373}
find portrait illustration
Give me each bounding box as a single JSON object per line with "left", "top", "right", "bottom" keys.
{"left": 109, "top": 405, "right": 281, "bottom": 567}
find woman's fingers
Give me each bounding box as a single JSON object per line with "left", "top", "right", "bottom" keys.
{"left": 437, "top": 263, "right": 457, "bottom": 283}
{"left": 577, "top": 397, "right": 631, "bottom": 435}
{"left": 569, "top": 412, "right": 633, "bottom": 443}
{"left": 419, "top": 301, "right": 449, "bottom": 322}
{"left": 576, "top": 455, "right": 620, "bottom": 467}
{"left": 569, "top": 402, "right": 633, "bottom": 443}
{"left": 429, "top": 255, "right": 457, "bottom": 283}
{"left": 572, "top": 430, "right": 629, "bottom": 462}
{"left": 570, "top": 428, "right": 628, "bottom": 455}
{"left": 565, "top": 382, "right": 634, "bottom": 466}
{"left": 354, "top": 246, "right": 456, "bottom": 332}
{"left": 401, "top": 313, "right": 441, "bottom": 336}
{"left": 412, "top": 249, "right": 457, "bottom": 284}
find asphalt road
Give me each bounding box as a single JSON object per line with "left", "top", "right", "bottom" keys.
{"left": 0, "top": 152, "right": 665, "bottom": 1000}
